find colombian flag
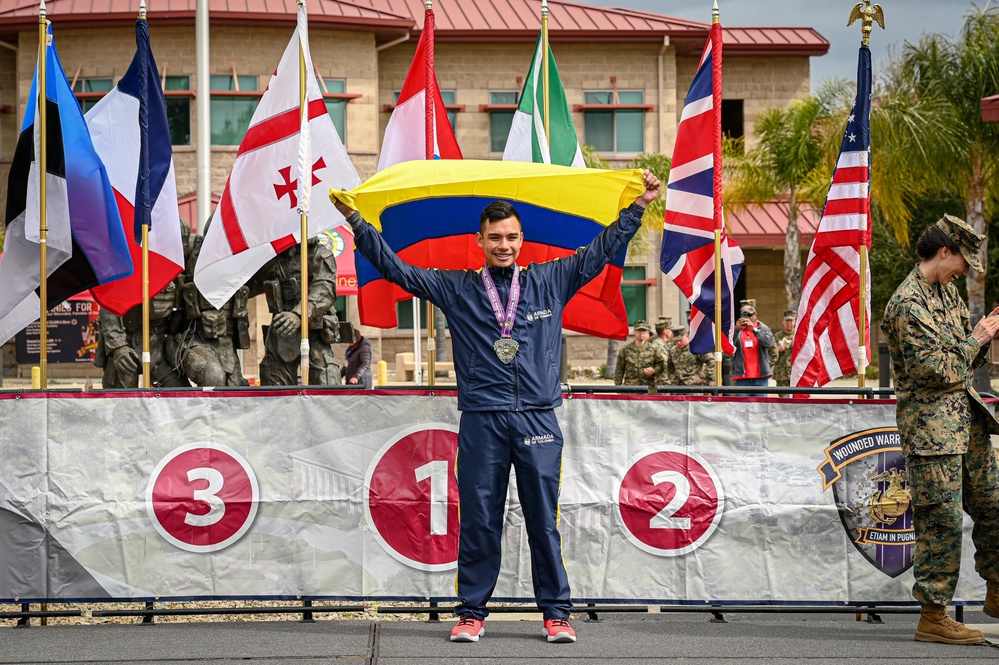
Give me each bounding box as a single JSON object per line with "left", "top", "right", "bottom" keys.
{"left": 331, "top": 160, "right": 644, "bottom": 340}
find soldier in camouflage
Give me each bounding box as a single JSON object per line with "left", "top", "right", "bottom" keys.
{"left": 614, "top": 320, "right": 667, "bottom": 390}
{"left": 881, "top": 214, "right": 999, "bottom": 645}
{"left": 651, "top": 316, "right": 675, "bottom": 385}
{"left": 770, "top": 310, "right": 796, "bottom": 386}
{"left": 667, "top": 325, "right": 714, "bottom": 386}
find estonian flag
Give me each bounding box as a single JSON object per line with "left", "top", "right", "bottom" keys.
{"left": 0, "top": 24, "right": 132, "bottom": 345}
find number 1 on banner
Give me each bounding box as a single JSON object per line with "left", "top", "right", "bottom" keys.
{"left": 415, "top": 460, "right": 449, "bottom": 535}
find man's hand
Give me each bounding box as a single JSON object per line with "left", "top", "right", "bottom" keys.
{"left": 330, "top": 193, "right": 354, "bottom": 219}
{"left": 642, "top": 366, "right": 655, "bottom": 377}
{"left": 271, "top": 311, "right": 302, "bottom": 336}
{"left": 635, "top": 170, "right": 661, "bottom": 209}
{"left": 348, "top": 377, "right": 359, "bottom": 385}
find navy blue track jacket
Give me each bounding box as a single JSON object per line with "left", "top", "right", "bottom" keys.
{"left": 348, "top": 203, "right": 645, "bottom": 412}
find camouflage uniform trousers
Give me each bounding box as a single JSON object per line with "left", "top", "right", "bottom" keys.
{"left": 906, "top": 416, "right": 999, "bottom": 605}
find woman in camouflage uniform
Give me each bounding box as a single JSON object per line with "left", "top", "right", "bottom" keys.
{"left": 881, "top": 214, "right": 999, "bottom": 645}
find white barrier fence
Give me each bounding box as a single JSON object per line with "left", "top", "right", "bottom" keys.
{"left": 0, "top": 390, "right": 985, "bottom": 604}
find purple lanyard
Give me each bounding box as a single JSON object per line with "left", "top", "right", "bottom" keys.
{"left": 481, "top": 264, "right": 520, "bottom": 339}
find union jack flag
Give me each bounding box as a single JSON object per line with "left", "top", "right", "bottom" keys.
{"left": 660, "top": 20, "right": 742, "bottom": 355}
{"left": 791, "top": 44, "right": 872, "bottom": 387}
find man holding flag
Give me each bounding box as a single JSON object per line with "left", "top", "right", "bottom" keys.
{"left": 332, "top": 169, "right": 661, "bottom": 644}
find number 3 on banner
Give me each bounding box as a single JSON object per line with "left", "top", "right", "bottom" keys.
{"left": 616, "top": 449, "right": 723, "bottom": 557}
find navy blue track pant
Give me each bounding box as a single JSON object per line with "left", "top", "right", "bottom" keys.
{"left": 454, "top": 409, "right": 572, "bottom": 620}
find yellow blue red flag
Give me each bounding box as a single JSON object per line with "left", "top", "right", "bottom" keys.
{"left": 331, "top": 160, "right": 644, "bottom": 339}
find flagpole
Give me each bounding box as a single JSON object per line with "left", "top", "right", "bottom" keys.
{"left": 849, "top": 1, "right": 883, "bottom": 390}
{"left": 541, "top": 0, "right": 550, "bottom": 144}
{"left": 139, "top": 0, "right": 151, "bottom": 389}
{"left": 298, "top": 0, "right": 310, "bottom": 386}
{"left": 711, "top": 0, "right": 723, "bottom": 387}
{"left": 423, "top": 0, "right": 435, "bottom": 386}
{"left": 37, "top": 0, "right": 49, "bottom": 390}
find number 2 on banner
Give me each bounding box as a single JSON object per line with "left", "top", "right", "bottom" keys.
{"left": 415, "top": 460, "right": 449, "bottom": 535}
{"left": 616, "top": 449, "right": 723, "bottom": 557}
{"left": 649, "top": 470, "right": 691, "bottom": 530}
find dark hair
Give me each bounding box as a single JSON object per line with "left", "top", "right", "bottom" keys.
{"left": 915, "top": 224, "right": 959, "bottom": 261}
{"left": 479, "top": 201, "right": 522, "bottom": 234}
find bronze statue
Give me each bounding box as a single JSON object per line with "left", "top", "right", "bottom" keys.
{"left": 251, "top": 238, "right": 341, "bottom": 386}
{"left": 167, "top": 230, "right": 250, "bottom": 387}
{"left": 94, "top": 276, "right": 187, "bottom": 389}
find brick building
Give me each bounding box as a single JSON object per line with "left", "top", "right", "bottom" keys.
{"left": 0, "top": 0, "right": 828, "bottom": 379}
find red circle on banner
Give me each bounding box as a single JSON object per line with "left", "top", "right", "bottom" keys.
{"left": 146, "top": 443, "right": 259, "bottom": 553}
{"left": 365, "top": 425, "right": 460, "bottom": 571}
{"left": 616, "top": 449, "right": 723, "bottom": 557}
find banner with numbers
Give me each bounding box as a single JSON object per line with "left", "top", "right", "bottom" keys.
{"left": 0, "top": 391, "right": 985, "bottom": 603}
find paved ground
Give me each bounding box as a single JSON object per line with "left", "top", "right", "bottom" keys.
{"left": 2, "top": 610, "right": 998, "bottom": 664}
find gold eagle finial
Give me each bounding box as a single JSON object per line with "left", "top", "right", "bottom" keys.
{"left": 848, "top": 1, "right": 885, "bottom": 45}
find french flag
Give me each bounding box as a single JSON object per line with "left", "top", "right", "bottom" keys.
{"left": 87, "top": 18, "right": 184, "bottom": 317}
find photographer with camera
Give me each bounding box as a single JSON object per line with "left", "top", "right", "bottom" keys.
{"left": 732, "top": 301, "right": 774, "bottom": 387}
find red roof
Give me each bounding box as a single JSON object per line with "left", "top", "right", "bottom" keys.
{"left": 0, "top": 0, "right": 828, "bottom": 52}
{"left": 984, "top": 94, "right": 999, "bottom": 123}
{"left": 726, "top": 201, "right": 820, "bottom": 248}
{"left": 0, "top": 0, "right": 414, "bottom": 32}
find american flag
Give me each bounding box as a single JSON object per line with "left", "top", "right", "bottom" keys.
{"left": 791, "top": 44, "right": 872, "bottom": 387}
{"left": 660, "top": 20, "right": 743, "bottom": 356}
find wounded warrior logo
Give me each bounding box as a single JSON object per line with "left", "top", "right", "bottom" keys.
{"left": 818, "top": 427, "right": 914, "bottom": 578}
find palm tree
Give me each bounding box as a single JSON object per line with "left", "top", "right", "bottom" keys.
{"left": 724, "top": 98, "right": 826, "bottom": 310}
{"left": 899, "top": 4, "right": 999, "bottom": 324}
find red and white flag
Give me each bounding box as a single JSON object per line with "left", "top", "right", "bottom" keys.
{"left": 376, "top": 6, "right": 461, "bottom": 170}
{"left": 194, "top": 2, "right": 359, "bottom": 308}
{"left": 87, "top": 17, "right": 184, "bottom": 316}
{"left": 791, "top": 44, "right": 873, "bottom": 387}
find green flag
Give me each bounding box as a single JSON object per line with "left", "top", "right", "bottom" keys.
{"left": 502, "top": 33, "right": 584, "bottom": 167}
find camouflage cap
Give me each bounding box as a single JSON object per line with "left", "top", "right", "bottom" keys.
{"left": 633, "top": 319, "right": 652, "bottom": 332}
{"left": 935, "top": 214, "right": 985, "bottom": 273}
{"left": 671, "top": 325, "right": 688, "bottom": 336}
{"left": 783, "top": 309, "right": 797, "bottom": 320}
{"left": 655, "top": 316, "right": 672, "bottom": 333}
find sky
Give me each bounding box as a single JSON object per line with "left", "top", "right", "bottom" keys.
{"left": 575, "top": 0, "right": 978, "bottom": 90}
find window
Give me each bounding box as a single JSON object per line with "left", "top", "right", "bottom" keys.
{"left": 323, "top": 78, "right": 347, "bottom": 144}
{"left": 621, "top": 266, "right": 647, "bottom": 324}
{"left": 440, "top": 90, "right": 457, "bottom": 131}
{"left": 164, "top": 76, "right": 191, "bottom": 146}
{"left": 488, "top": 91, "right": 519, "bottom": 153}
{"left": 722, "top": 99, "right": 744, "bottom": 141}
{"left": 582, "top": 90, "right": 645, "bottom": 153}
{"left": 396, "top": 300, "right": 428, "bottom": 330}
{"left": 73, "top": 78, "right": 114, "bottom": 113}
{"left": 334, "top": 296, "right": 348, "bottom": 324}
{"left": 210, "top": 74, "right": 259, "bottom": 146}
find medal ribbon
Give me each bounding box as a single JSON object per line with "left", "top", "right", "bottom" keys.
{"left": 481, "top": 264, "right": 520, "bottom": 338}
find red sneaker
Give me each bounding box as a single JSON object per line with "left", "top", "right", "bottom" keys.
{"left": 450, "top": 616, "right": 484, "bottom": 642}
{"left": 543, "top": 618, "right": 576, "bottom": 643}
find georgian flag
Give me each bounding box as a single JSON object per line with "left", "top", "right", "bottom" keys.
{"left": 194, "top": 1, "right": 359, "bottom": 308}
